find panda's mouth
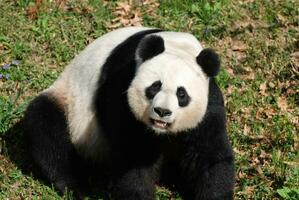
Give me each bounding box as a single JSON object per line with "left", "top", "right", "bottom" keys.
{"left": 150, "top": 118, "right": 171, "bottom": 129}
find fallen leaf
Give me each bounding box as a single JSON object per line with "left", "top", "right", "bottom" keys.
{"left": 226, "top": 67, "right": 234, "bottom": 75}
{"left": 244, "top": 186, "right": 255, "bottom": 196}
{"left": 264, "top": 107, "right": 277, "bottom": 118}
{"left": 237, "top": 170, "right": 246, "bottom": 179}
{"left": 259, "top": 82, "right": 267, "bottom": 96}
{"left": 277, "top": 97, "right": 288, "bottom": 112}
{"left": 255, "top": 165, "right": 264, "bottom": 176}
{"left": 277, "top": 14, "right": 288, "bottom": 26}
{"left": 294, "top": 131, "right": 298, "bottom": 151}
{"left": 291, "top": 51, "right": 299, "bottom": 59}
{"left": 234, "top": 147, "right": 246, "bottom": 155}
{"left": 230, "top": 19, "right": 268, "bottom": 32}
{"left": 116, "top": 2, "right": 131, "bottom": 13}
{"left": 232, "top": 41, "right": 247, "bottom": 51}
{"left": 26, "top": 0, "right": 42, "bottom": 20}
{"left": 243, "top": 124, "right": 251, "bottom": 136}
{"left": 240, "top": 72, "right": 255, "bottom": 80}
{"left": 268, "top": 82, "right": 275, "bottom": 88}
{"left": 106, "top": 0, "right": 146, "bottom": 30}
{"left": 291, "top": 51, "right": 299, "bottom": 67}
{"left": 225, "top": 85, "right": 235, "bottom": 95}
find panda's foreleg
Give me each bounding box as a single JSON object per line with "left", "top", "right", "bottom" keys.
{"left": 191, "top": 158, "right": 234, "bottom": 200}
{"left": 24, "top": 94, "right": 83, "bottom": 196}
{"left": 110, "top": 167, "right": 156, "bottom": 200}
{"left": 179, "top": 106, "right": 235, "bottom": 200}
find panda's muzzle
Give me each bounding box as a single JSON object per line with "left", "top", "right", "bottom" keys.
{"left": 150, "top": 118, "right": 172, "bottom": 129}
{"left": 150, "top": 107, "right": 173, "bottom": 130}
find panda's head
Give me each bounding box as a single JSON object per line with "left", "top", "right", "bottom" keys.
{"left": 128, "top": 34, "right": 220, "bottom": 134}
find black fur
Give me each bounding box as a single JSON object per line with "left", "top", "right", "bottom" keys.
{"left": 95, "top": 29, "right": 162, "bottom": 199}
{"left": 177, "top": 78, "right": 235, "bottom": 200}
{"left": 196, "top": 48, "right": 220, "bottom": 77}
{"left": 145, "top": 80, "right": 162, "bottom": 100}
{"left": 23, "top": 94, "right": 86, "bottom": 198}
{"left": 24, "top": 29, "right": 234, "bottom": 200}
{"left": 176, "top": 86, "right": 190, "bottom": 107}
{"left": 137, "top": 35, "right": 165, "bottom": 61}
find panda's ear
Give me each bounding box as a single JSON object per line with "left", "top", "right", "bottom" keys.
{"left": 196, "top": 48, "right": 220, "bottom": 77}
{"left": 136, "top": 35, "right": 165, "bottom": 62}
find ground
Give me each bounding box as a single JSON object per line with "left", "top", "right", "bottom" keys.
{"left": 0, "top": 0, "right": 298, "bottom": 199}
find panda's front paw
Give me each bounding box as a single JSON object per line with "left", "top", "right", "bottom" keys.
{"left": 55, "top": 179, "right": 85, "bottom": 200}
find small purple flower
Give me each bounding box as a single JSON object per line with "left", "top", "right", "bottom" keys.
{"left": 11, "top": 60, "right": 21, "bottom": 66}
{"left": 5, "top": 74, "right": 10, "bottom": 79}
{"left": 0, "top": 73, "right": 3, "bottom": 79}
{"left": 203, "top": 27, "right": 210, "bottom": 35}
{"left": 2, "top": 63, "right": 10, "bottom": 70}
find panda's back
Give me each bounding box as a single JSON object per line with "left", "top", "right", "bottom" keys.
{"left": 42, "top": 27, "right": 152, "bottom": 158}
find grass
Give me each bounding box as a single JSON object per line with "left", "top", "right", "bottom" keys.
{"left": 0, "top": 0, "right": 298, "bottom": 199}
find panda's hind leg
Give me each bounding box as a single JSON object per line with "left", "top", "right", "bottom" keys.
{"left": 24, "top": 93, "right": 83, "bottom": 196}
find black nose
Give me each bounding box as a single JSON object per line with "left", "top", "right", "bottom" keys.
{"left": 154, "top": 107, "right": 172, "bottom": 117}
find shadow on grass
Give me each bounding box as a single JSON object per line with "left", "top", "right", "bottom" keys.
{"left": 3, "top": 119, "right": 110, "bottom": 199}
{"left": 3, "top": 119, "right": 34, "bottom": 175}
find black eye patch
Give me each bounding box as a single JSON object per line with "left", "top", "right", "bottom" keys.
{"left": 145, "top": 81, "right": 162, "bottom": 100}
{"left": 177, "top": 87, "right": 190, "bottom": 107}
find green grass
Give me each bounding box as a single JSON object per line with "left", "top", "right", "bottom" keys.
{"left": 0, "top": 0, "right": 298, "bottom": 199}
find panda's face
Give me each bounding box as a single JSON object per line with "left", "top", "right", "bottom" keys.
{"left": 128, "top": 53, "right": 209, "bottom": 134}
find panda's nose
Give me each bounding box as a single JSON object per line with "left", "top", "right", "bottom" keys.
{"left": 154, "top": 107, "right": 172, "bottom": 117}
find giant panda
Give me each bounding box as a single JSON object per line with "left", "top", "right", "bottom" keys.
{"left": 24, "top": 27, "right": 235, "bottom": 200}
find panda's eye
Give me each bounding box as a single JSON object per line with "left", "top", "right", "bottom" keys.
{"left": 152, "top": 81, "right": 162, "bottom": 90}
{"left": 145, "top": 80, "right": 162, "bottom": 100}
{"left": 177, "top": 87, "right": 190, "bottom": 107}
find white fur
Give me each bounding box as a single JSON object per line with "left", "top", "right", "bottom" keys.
{"left": 128, "top": 32, "right": 209, "bottom": 134}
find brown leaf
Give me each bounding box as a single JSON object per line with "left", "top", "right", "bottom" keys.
{"left": 12, "top": 181, "right": 21, "bottom": 190}
{"left": 268, "top": 82, "right": 275, "bottom": 88}
{"left": 233, "top": 147, "right": 245, "bottom": 156}
{"left": 255, "top": 165, "right": 264, "bottom": 176}
{"left": 225, "top": 85, "right": 235, "bottom": 95}
{"left": 116, "top": 2, "right": 131, "bottom": 13}
{"left": 259, "top": 82, "right": 267, "bottom": 96}
{"left": 106, "top": 22, "right": 122, "bottom": 29}
{"left": 264, "top": 107, "right": 277, "bottom": 118}
{"left": 231, "top": 19, "right": 268, "bottom": 32}
{"left": 226, "top": 67, "right": 234, "bottom": 76}
{"left": 244, "top": 186, "right": 255, "bottom": 196}
{"left": 294, "top": 131, "right": 298, "bottom": 151}
{"left": 277, "top": 97, "right": 288, "bottom": 112}
{"left": 291, "top": 51, "right": 299, "bottom": 59}
{"left": 240, "top": 72, "right": 255, "bottom": 80}
{"left": 237, "top": 170, "right": 246, "bottom": 179}
{"left": 26, "top": 0, "right": 42, "bottom": 20}
{"left": 142, "top": 0, "right": 160, "bottom": 17}
{"left": 232, "top": 40, "right": 247, "bottom": 51}
{"left": 291, "top": 51, "right": 299, "bottom": 67}
{"left": 243, "top": 124, "right": 251, "bottom": 136}
{"left": 106, "top": 0, "right": 146, "bottom": 30}
{"left": 277, "top": 14, "right": 288, "bottom": 26}
{"left": 130, "top": 10, "right": 142, "bottom": 26}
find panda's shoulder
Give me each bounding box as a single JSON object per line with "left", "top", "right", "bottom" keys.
{"left": 208, "top": 78, "right": 224, "bottom": 107}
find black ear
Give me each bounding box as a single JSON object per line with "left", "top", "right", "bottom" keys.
{"left": 137, "top": 35, "right": 165, "bottom": 61}
{"left": 196, "top": 48, "right": 220, "bottom": 77}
